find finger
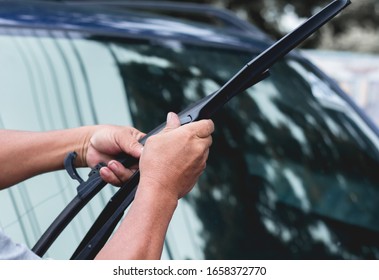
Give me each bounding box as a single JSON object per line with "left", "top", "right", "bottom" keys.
{"left": 108, "top": 160, "right": 135, "bottom": 183}
{"left": 161, "top": 112, "right": 181, "bottom": 133}
{"left": 126, "top": 140, "right": 144, "bottom": 159}
{"left": 100, "top": 167, "right": 121, "bottom": 186}
{"left": 187, "top": 119, "right": 214, "bottom": 138}
{"left": 116, "top": 127, "right": 145, "bottom": 159}
{"left": 100, "top": 160, "right": 135, "bottom": 186}
{"left": 128, "top": 127, "right": 146, "bottom": 157}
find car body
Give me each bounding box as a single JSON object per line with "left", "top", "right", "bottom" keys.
{"left": 0, "top": 0, "right": 378, "bottom": 259}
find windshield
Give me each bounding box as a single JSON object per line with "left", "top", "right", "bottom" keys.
{"left": 1, "top": 30, "right": 379, "bottom": 259}
{"left": 107, "top": 39, "right": 379, "bottom": 259}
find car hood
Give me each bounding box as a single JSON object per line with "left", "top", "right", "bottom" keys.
{"left": 0, "top": 1, "right": 267, "bottom": 51}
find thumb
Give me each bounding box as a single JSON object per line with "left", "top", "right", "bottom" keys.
{"left": 162, "top": 112, "right": 181, "bottom": 133}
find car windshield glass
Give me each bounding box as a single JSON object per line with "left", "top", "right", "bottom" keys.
{"left": 108, "top": 39, "right": 379, "bottom": 221}
{"left": 1, "top": 31, "right": 379, "bottom": 259}
{"left": 107, "top": 39, "right": 379, "bottom": 258}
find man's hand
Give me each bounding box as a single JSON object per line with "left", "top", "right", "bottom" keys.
{"left": 95, "top": 113, "right": 214, "bottom": 260}
{"left": 85, "top": 113, "right": 213, "bottom": 194}
{"left": 85, "top": 125, "right": 145, "bottom": 186}
{"left": 138, "top": 112, "right": 214, "bottom": 201}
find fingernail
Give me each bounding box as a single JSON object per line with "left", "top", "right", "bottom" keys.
{"left": 100, "top": 167, "right": 110, "bottom": 177}
{"left": 109, "top": 160, "right": 118, "bottom": 170}
{"left": 167, "top": 112, "right": 173, "bottom": 122}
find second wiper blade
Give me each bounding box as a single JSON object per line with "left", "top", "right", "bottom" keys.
{"left": 70, "top": 0, "right": 350, "bottom": 259}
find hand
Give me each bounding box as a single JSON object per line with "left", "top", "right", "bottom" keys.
{"left": 138, "top": 112, "right": 214, "bottom": 201}
{"left": 94, "top": 113, "right": 214, "bottom": 260}
{"left": 85, "top": 125, "right": 145, "bottom": 185}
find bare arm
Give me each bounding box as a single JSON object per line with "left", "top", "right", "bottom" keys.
{"left": 0, "top": 112, "right": 213, "bottom": 260}
{"left": 95, "top": 113, "right": 214, "bottom": 259}
{"left": 0, "top": 126, "right": 144, "bottom": 190}
{"left": 0, "top": 127, "right": 93, "bottom": 189}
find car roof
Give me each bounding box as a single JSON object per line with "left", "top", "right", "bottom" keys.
{"left": 0, "top": 0, "right": 272, "bottom": 52}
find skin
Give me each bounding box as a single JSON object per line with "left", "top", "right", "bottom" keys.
{"left": 0, "top": 112, "right": 214, "bottom": 259}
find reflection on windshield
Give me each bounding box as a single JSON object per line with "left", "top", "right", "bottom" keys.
{"left": 3, "top": 30, "right": 377, "bottom": 259}
{"left": 110, "top": 40, "right": 379, "bottom": 259}
{"left": 0, "top": 32, "right": 132, "bottom": 259}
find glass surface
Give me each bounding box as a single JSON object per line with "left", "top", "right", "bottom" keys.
{"left": 1, "top": 30, "right": 378, "bottom": 259}
{"left": 0, "top": 30, "right": 132, "bottom": 259}
{"left": 109, "top": 40, "right": 379, "bottom": 259}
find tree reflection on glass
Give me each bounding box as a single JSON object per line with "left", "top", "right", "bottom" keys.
{"left": 108, "top": 40, "right": 379, "bottom": 259}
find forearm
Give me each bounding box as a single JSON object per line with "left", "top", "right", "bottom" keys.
{"left": 94, "top": 117, "right": 213, "bottom": 260}
{"left": 0, "top": 127, "right": 95, "bottom": 189}
{"left": 95, "top": 180, "right": 178, "bottom": 260}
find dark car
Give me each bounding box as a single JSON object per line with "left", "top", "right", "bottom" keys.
{"left": 0, "top": 0, "right": 378, "bottom": 259}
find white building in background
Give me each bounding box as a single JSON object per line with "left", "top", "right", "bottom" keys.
{"left": 302, "top": 50, "right": 379, "bottom": 127}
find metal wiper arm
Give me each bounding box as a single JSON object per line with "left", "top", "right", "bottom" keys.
{"left": 32, "top": 0, "right": 350, "bottom": 259}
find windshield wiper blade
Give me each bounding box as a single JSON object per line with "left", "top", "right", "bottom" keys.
{"left": 71, "top": 0, "right": 351, "bottom": 260}
{"left": 32, "top": 0, "right": 350, "bottom": 259}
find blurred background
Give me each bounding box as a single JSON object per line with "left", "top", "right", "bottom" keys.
{"left": 166, "top": 0, "right": 379, "bottom": 126}
{"left": 31, "top": 0, "right": 379, "bottom": 125}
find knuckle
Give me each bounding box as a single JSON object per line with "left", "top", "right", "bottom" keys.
{"left": 206, "top": 120, "right": 215, "bottom": 133}
{"left": 191, "top": 143, "right": 208, "bottom": 162}
{"left": 144, "top": 135, "right": 155, "bottom": 146}
{"left": 108, "top": 174, "right": 120, "bottom": 186}
{"left": 199, "top": 160, "right": 207, "bottom": 171}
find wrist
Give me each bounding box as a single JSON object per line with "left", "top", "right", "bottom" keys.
{"left": 96, "top": 176, "right": 178, "bottom": 260}
{"left": 136, "top": 177, "right": 179, "bottom": 210}
{"left": 72, "top": 126, "right": 98, "bottom": 168}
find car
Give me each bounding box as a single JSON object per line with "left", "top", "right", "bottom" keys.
{"left": 0, "top": 0, "right": 378, "bottom": 260}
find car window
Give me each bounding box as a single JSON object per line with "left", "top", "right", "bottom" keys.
{"left": 108, "top": 40, "right": 379, "bottom": 259}
{"left": 0, "top": 30, "right": 133, "bottom": 259}
{"left": 1, "top": 29, "right": 379, "bottom": 259}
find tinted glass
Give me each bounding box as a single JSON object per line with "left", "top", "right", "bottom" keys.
{"left": 0, "top": 30, "right": 132, "bottom": 259}
{"left": 1, "top": 30, "right": 379, "bottom": 259}
{"left": 108, "top": 40, "right": 379, "bottom": 259}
